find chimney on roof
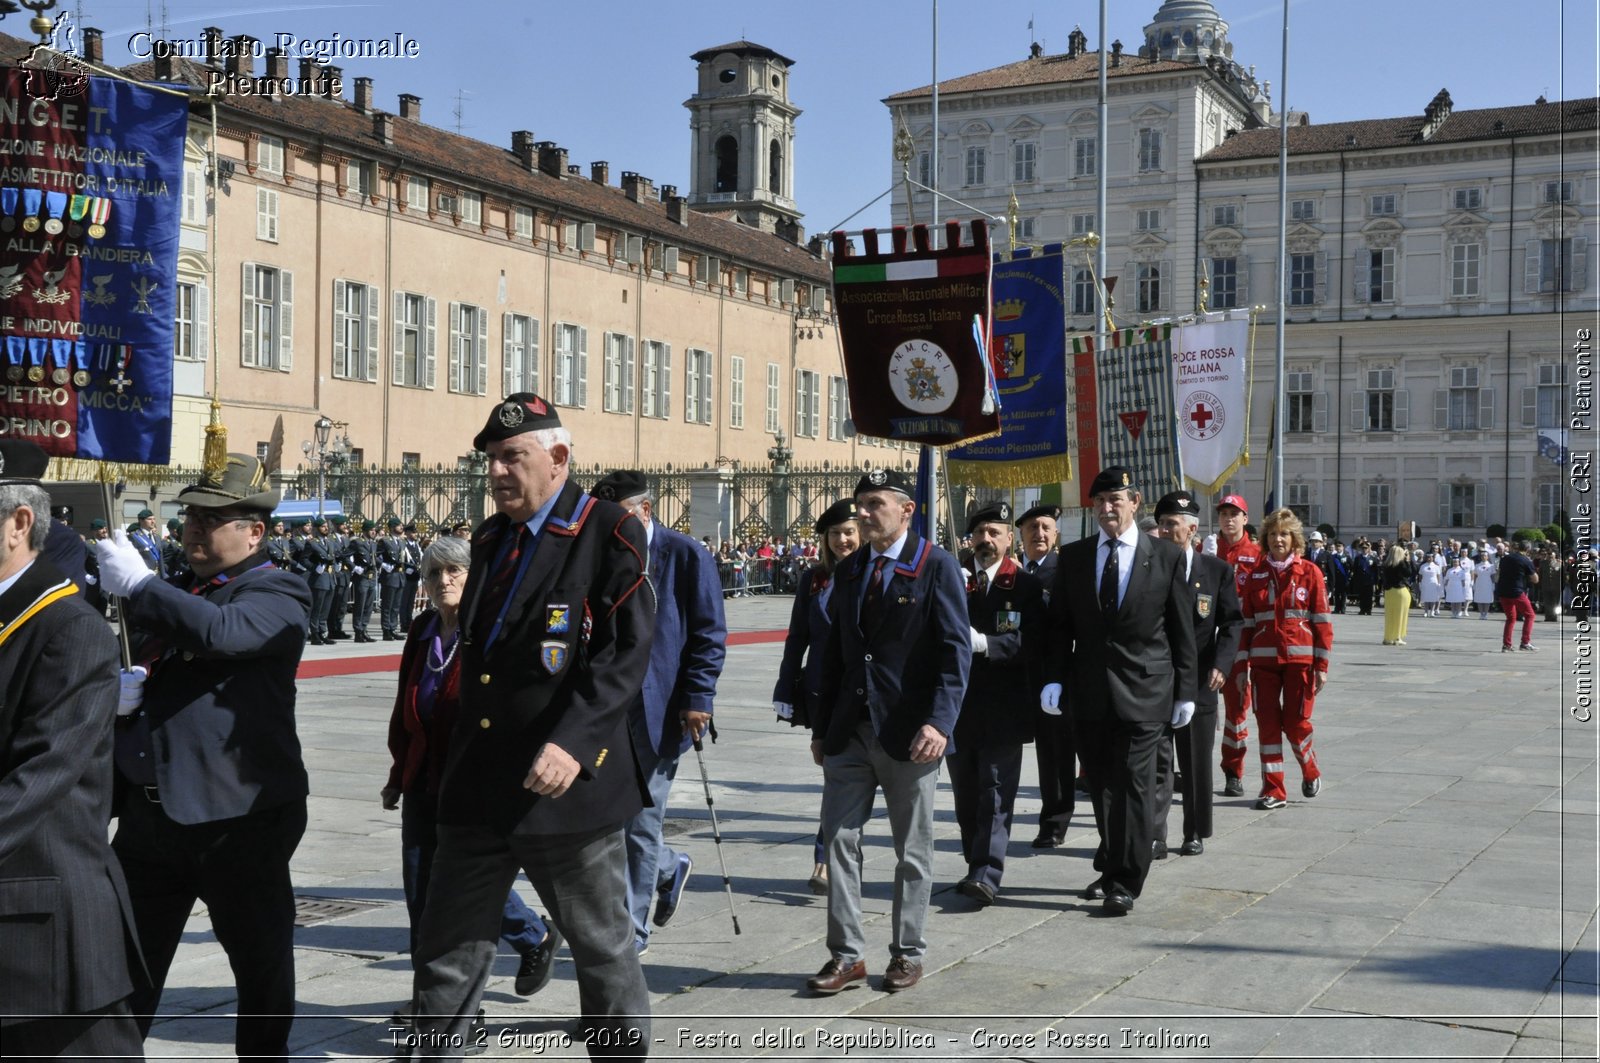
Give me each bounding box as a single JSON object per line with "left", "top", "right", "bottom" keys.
{"left": 666, "top": 193, "right": 689, "bottom": 226}
{"left": 807, "top": 233, "right": 829, "bottom": 258}
{"left": 1536, "top": 95, "right": 1548, "bottom": 105}
{"left": 1066, "top": 26, "right": 1087, "bottom": 59}
{"left": 374, "top": 112, "right": 394, "bottom": 145}
{"left": 202, "top": 27, "right": 223, "bottom": 65}
{"left": 321, "top": 64, "right": 342, "bottom": 99}
{"left": 353, "top": 76, "right": 373, "bottom": 113}
{"left": 398, "top": 93, "right": 421, "bottom": 121}
{"left": 81, "top": 27, "right": 103, "bottom": 64}
{"left": 298, "top": 57, "right": 321, "bottom": 87}
{"left": 1111, "top": 39, "right": 1123, "bottom": 68}
{"left": 567, "top": 164, "right": 581, "bottom": 176}
{"left": 590, "top": 161, "right": 609, "bottom": 185}
{"left": 153, "top": 47, "right": 174, "bottom": 81}
{"left": 264, "top": 48, "right": 288, "bottom": 84}
{"left": 659, "top": 183, "right": 676, "bottom": 202}
{"left": 621, "top": 171, "right": 655, "bottom": 203}
{"left": 535, "top": 141, "right": 567, "bottom": 179}
{"left": 1029, "top": 41, "right": 1042, "bottom": 59}
{"left": 227, "top": 36, "right": 256, "bottom": 77}
{"left": 511, "top": 131, "right": 537, "bottom": 170}
{"left": 1420, "top": 87, "right": 1452, "bottom": 140}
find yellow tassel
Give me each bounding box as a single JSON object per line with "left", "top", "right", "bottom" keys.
{"left": 202, "top": 397, "right": 228, "bottom": 479}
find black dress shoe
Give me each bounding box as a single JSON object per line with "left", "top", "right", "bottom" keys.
{"left": 1030, "top": 830, "right": 1065, "bottom": 849}
{"left": 514, "top": 926, "right": 563, "bottom": 996}
{"left": 1081, "top": 880, "right": 1106, "bottom": 901}
{"left": 327, "top": 631, "right": 350, "bottom": 640}
{"left": 1102, "top": 890, "right": 1134, "bottom": 916}
{"left": 1180, "top": 838, "right": 1204, "bottom": 856}
{"left": 1151, "top": 840, "right": 1169, "bottom": 860}
{"left": 957, "top": 878, "right": 996, "bottom": 906}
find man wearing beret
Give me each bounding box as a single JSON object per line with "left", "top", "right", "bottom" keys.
{"left": 808, "top": 468, "right": 970, "bottom": 994}
{"left": 590, "top": 469, "right": 726, "bottom": 955}
{"left": 0, "top": 440, "right": 144, "bottom": 1060}
{"left": 326, "top": 515, "right": 352, "bottom": 641}
{"left": 378, "top": 518, "right": 408, "bottom": 640}
{"left": 949, "top": 500, "right": 1045, "bottom": 906}
{"left": 409, "top": 393, "right": 654, "bottom": 1057}
{"left": 129, "top": 507, "right": 163, "bottom": 577}
{"left": 1152, "top": 490, "right": 1243, "bottom": 858}
{"left": 1041, "top": 467, "right": 1196, "bottom": 915}
{"left": 96, "top": 454, "right": 314, "bottom": 1060}
{"left": 1015, "top": 503, "right": 1076, "bottom": 848}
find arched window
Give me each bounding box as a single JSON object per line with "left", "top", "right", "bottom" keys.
{"left": 769, "top": 139, "right": 783, "bottom": 196}
{"left": 715, "top": 135, "right": 738, "bottom": 194}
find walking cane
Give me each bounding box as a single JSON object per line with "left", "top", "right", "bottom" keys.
{"left": 691, "top": 721, "right": 741, "bottom": 935}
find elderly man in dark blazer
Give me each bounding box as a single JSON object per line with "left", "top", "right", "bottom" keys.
{"left": 590, "top": 468, "right": 726, "bottom": 955}
{"left": 1041, "top": 467, "right": 1197, "bottom": 916}
{"left": 410, "top": 395, "right": 655, "bottom": 1058}
{"left": 1151, "top": 490, "right": 1243, "bottom": 858}
{"left": 1015, "top": 502, "right": 1076, "bottom": 848}
{"left": 808, "top": 468, "right": 970, "bottom": 996}
{"left": 97, "top": 454, "right": 313, "bottom": 1061}
{"left": 0, "top": 440, "right": 144, "bottom": 1060}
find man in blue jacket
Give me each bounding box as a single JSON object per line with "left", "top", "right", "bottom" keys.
{"left": 809, "top": 468, "right": 970, "bottom": 995}
{"left": 591, "top": 469, "right": 727, "bottom": 955}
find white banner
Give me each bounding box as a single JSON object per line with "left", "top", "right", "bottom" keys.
{"left": 1173, "top": 315, "right": 1251, "bottom": 494}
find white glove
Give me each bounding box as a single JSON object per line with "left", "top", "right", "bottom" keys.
{"left": 1041, "top": 682, "right": 1062, "bottom": 715}
{"left": 1202, "top": 534, "right": 1219, "bottom": 556}
{"left": 969, "top": 627, "right": 988, "bottom": 655}
{"left": 773, "top": 701, "right": 793, "bottom": 721}
{"left": 1171, "top": 700, "right": 1196, "bottom": 728}
{"left": 99, "top": 530, "right": 156, "bottom": 597}
{"left": 85, "top": 573, "right": 97, "bottom": 584}
{"left": 381, "top": 562, "right": 394, "bottom": 573}
{"left": 117, "top": 665, "right": 147, "bottom": 717}
{"left": 352, "top": 565, "right": 364, "bottom": 575}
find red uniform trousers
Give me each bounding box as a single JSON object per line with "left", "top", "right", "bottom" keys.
{"left": 1249, "top": 662, "right": 1321, "bottom": 801}
{"left": 1220, "top": 679, "right": 1251, "bottom": 780}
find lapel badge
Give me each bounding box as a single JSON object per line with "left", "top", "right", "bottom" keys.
{"left": 896, "top": 595, "right": 909, "bottom": 605}
{"left": 540, "top": 640, "right": 568, "bottom": 673}
{"left": 1196, "top": 593, "right": 1213, "bottom": 619}
{"left": 546, "top": 604, "right": 570, "bottom": 634}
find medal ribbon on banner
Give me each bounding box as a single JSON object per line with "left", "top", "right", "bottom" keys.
{"left": 67, "top": 193, "right": 89, "bottom": 238}
{"left": 0, "top": 187, "right": 16, "bottom": 233}
{"left": 20, "top": 187, "right": 40, "bottom": 232}
{"left": 25, "top": 336, "right": 45, "bottom": 382}
{"left": 87, "top": 196, "right": 110, "bottom": 240}
{"left": 4, "top": 334, "right": 22, "bottom": 381}
{"left": 42, "top": 191, "right": 66, "bottom": 236}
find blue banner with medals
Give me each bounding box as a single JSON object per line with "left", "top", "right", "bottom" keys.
{"left": 0, "top": 64, "right": 186, "bottom": 463}
{"left": 946, "top": 246, "right": 1072, "bottom": 488}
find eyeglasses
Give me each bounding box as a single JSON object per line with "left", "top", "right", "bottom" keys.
{"left": 424, "top": 565, "right": 467, "bottom": 585}
{"left": 185, "top": 511, "right": 259, "bottom": 532}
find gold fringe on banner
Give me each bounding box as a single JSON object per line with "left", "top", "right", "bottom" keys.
{"left": 946, "top": 453, "right": 1073, "bottom": 490}
{"left": 1182, "top": 309, "right": 1259, "bottom": 496}
{"left": 47, "top": 458, "right": 183, "bottom": 488}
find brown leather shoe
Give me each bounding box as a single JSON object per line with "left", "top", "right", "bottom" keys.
{"left": 806, "top": 958, "right": 866, "bottom": 995}
{"left": 881, "top": 957, "right": 922, "bottom": 992}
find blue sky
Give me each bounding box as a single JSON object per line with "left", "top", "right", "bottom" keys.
{"left": 70, "top": 1, "right": 1600, "bottom": 235}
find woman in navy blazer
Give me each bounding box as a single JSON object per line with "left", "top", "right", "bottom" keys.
{"left": 773, "top": 499, "right": 861, "bottom": 894}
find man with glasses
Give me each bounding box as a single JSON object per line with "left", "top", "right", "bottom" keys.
{"left": 95, "top": 454, "right": 313, "bottom": 1062}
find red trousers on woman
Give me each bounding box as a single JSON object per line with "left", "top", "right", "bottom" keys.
{"left": 1250, "top": 663, "right": 1321, "bottom": 801}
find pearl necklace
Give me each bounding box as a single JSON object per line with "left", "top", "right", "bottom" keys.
{"left": 426, "top": 629, "right": 460, "bottom": 673}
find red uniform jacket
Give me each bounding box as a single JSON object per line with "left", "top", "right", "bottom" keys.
{"left": 1233, "top": 554, "right": 1333, "bottom": 675}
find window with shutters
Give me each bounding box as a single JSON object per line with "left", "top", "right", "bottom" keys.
{"left": 1365, "top": 247, "right": 1395, "bottom": 302}
{"left": 1136, "top": 208, "right": 1161, "bottom": 231}
{"left": 1539, "top": 238, "right": 1578, "bottom": 292}
{"left": 255, "top": 135, "right": 284, "bottom": 176}
{"left": 1072, "top": 269, "right": 1096, "bottom": 316}
{"left": 240, "top": 263, "right": 292, "bottom": 372}
{"left": 1012, "top": 141, "right": 1036, "bottom": 182}
{"left": 1367, "top": 483, "right": 1391, "bottom": 527}
{"left": 502, "top": 313, "right": 538, "bottom": 396}
{"left": 1538, "top": 481, "right": 1564, "bottom": 525}
{"left": 964, "top": 146, "right": 985, "bottom": 186}
{"left": 256, "top": 187, "right": 278, "bottom": 242}
{"left": 1016, "top": 217, "right": 1037, "bottom": 242}
{"left": 1286, "top": 483, "right": 1313, "bottom": 525}
{"left": 1291, "top": 199, "right": 1317, "bottom": 221}
{"left": 332, "top": 280, "right": 378, "bottom": 381}
{"left": 1211, "top": 204, "right": 1237, "bottom": 228}
{"left": 603, "top": 332, "right": 636, "bottom": 414}
{"left": 392, "top": 291, "right": 434, "bottom": 389}
{"left": 1450, "top": 242, "right": 1481, "bottom": 298}
{"left": 916, "top": 150, "right": 930, "bottom": 188}
{"left": 1530, "top": 363, "right": 1564, "bottom": 428}
{"left": 641, "top": 340, "right": 671, "bottom": 419}
{"left": 458, "top": 191, "right": 482, "bottom": 226}
{"left": 794, "top": 369, "right": 821, "bottom": 438}
{"left": 1136, "top": 263, "right": 1161, "bottom": 314}
{"left": 1369, "top": 193, "right": 1396, "bottom": 216}
{"left": 1073, "top": 137, "right": 1096, "bottom": 177}
{"left": 729, "top": 355, "right": 745, "bottom": 429}
{"left": 1286, "top": 371, "right": 1315, "bottom": 433}
{"left": 448, "top": 302, "right": 488, "bottom": 395}
{"left": 827, "top": 375, "right": 850, "bottom": 440}
{"left": 513, "top": 205, "right": 534, "bottom": 239}
{"left": 405, "top": 175, "right": 429, "bottom": 211}
{"left": 174, "top": 281, "right": 209, "bottom": 362}
{"left": 1543, "top": 180, "right": 1573, "bottom": 204}
{"left": 1071, "top": 212, "right": 1095, "bottom": 237}
{"left": 1211, "top": 256, "right": 1239, "bottom": 309}
{"left": 1365, "top": 367, "right": 1395, "bottom": 431}
{"left": 765, "top": 362, "right": 780, "bottom": 433}
{"left": 1290, "top": 253, "right": 1317, "bottom": 305}
{"left": 1137, "top": 128, "right": 1162, "bottom": 172}
{"left": 346, "top": 158, "right": 373, "bottom": 198}
{"left": 181, "top": 163, "right": 204, "bottom": 225}
{"left": 1444, "top": 483, "right": 1485, "bottom": 528}
{"left": 1453, "top": 187, "right": 1483, "bottom": 211}
{"left": 553, "top": 323, "right": 587, "bottom": 407}
{"left": 1446, "top": 366, "right": 1482, "bottom": 430}
{"left": 685, "top": 348, "right": 713, "bottom": 424}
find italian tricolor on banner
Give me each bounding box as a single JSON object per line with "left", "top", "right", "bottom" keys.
{"left": 834, "top": 254, "right": 989, "bottom": 285}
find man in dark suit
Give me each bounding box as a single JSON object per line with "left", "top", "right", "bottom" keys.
{"left": 97, "top": 454, "right": 313, "bottom": 1061}
{"left": 0, "top": 441, "right": 144, "bottom": 1060}
{"left": 949, "top": 501, "right": 1045, "bottom": 906}
{"left": 326, "top": 514, "right": 352, "bottom": 639}
{"left": 1016, "top": 503, "right": 1074, "bottom": 848}
{"left": 378, "top": 518, "right": 407, "bottom": 639}
{"left": 1151, "top": 491, "right": 1243, "bottom": 858}
{"left": 346, "top": 519, "right": 381, "bottom": 641}
{"left": 1041, "top": 467, "right": 1196, "bottom": 916}
{"left": 807, "top": 468, "right": 970, "bottom": 995}
{"left": 590, "top": 469, "right": 726, "bottom": 955}
{"left": 410, "top": 394, "right": 654, "bottom": 1057}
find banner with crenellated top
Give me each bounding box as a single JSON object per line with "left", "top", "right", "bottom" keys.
{"left": 1071, "top": 323, "right": 1182, "bottom": 507}
{"left": 0, "top": 65, "right": 186, "bottom": 464}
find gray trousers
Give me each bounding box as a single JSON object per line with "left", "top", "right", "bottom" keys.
{"left": 411, "top": 823, "right": 649, "bottom": 1060}
{"left": 820, "top": 720, "right": 939, "bottom": 965}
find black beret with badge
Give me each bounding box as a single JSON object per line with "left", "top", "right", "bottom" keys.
{"left": 966, "top": 500, "right": 1012, "bottom": 535}
{"left": 0, "top": 438, "right": 49, "bottom": 486}
{"left": 591, "top": 469, "right": 648, "bottom": 503}
{"left": 1087, "top": 465, "right": 1135, "bottom": 497}
{"left": 814, "top": 498, "right": 857, "bottom": 536}
{"left": 1014, "top": 503, "right": 1061, "bottom": 528}
{"left": 473, "top": 392, "right": 563, "bottom": 452}
{"left": 854, "top": 467, "right": 914, "bottom": 498}
{"left": 175, "top": 453, "right": 281, "bottom": 511}
{"left": 1153, "top": 490, "right": 1201, "bottom": 520}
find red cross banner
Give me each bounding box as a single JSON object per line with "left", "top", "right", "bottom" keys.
{"left": 830, "top": 221, "right": 999, "bottom": 447}
{"left": 1070, "top": 324, "right": 1182, "bottom": 507}
{"left": 1174, "top": 313, "right": 1252, "bottom": 494}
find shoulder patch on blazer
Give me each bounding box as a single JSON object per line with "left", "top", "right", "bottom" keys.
{"left": 548, "top": 493, "right": 597, "bottom": 537}
{"left": 892, "top": 538, "right": 932, "bottom": 581}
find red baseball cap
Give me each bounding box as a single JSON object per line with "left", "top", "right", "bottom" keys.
{"left": 1216, "top": 494, "right": 1249, "bottom": 514}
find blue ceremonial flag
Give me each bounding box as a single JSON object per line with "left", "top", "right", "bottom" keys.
{"left": 0, "top": 66, "right": 187, "bottom": 463}
{"left": 946, "top": 245, "right": 1072, "bottom": 488}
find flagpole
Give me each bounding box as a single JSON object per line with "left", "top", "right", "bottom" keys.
{"left": 927, "top": 0, "right": 942, "bottom": 543}
{"left": 1270, "top": 0, "right": 1290, "bottom": 512}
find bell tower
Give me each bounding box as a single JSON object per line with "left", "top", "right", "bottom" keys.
{"left": 685, "top": 41, "right": 802, "bottom": 234}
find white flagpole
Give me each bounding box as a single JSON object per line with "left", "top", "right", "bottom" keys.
{"left": 1271, "top": 0, "right": 1290, "bottom": 512}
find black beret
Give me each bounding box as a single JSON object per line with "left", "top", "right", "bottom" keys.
{"left": 591, "top": 469, "right": 649, "bottom": 502}
{"left": 1015, "top": 503, "right": 1061, "bottom": 527}
{"left": 473, "top": 392, "right": 562, "bottom": 452}
{"left": 1088, "top": 466, "right": 1135, "bottom": 497}
{"left": 855, "top": 467, "right": 914, "bottom": 498}
{"left": 966, "top": 500, "right": 1012, "bottom": 535}
{"left": 1154, "top": 490, "right": 1201, "bottom": 520}
{"left": 814, "top": 498, "right": 857, "bottom": 536}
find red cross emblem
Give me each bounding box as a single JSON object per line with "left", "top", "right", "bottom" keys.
{"left": 1190, "top": 403, "right": 1215, "bottom": 431}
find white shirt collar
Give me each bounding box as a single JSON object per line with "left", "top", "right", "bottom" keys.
{"left": 1099, "top": 524, "right": 1139, "bottom": 551}
{"left": 872, "top": 529, "right": 909, "bottom": 565}
{"left": 0, "top": 558, "right": 34, "bottom": 599}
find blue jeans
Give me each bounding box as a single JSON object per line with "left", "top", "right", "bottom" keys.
{"left": 622, "top": 732, "right": 682, "bottom": 949}
{"left": 400, "top": 791, "right": 546, "bottom": 961}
